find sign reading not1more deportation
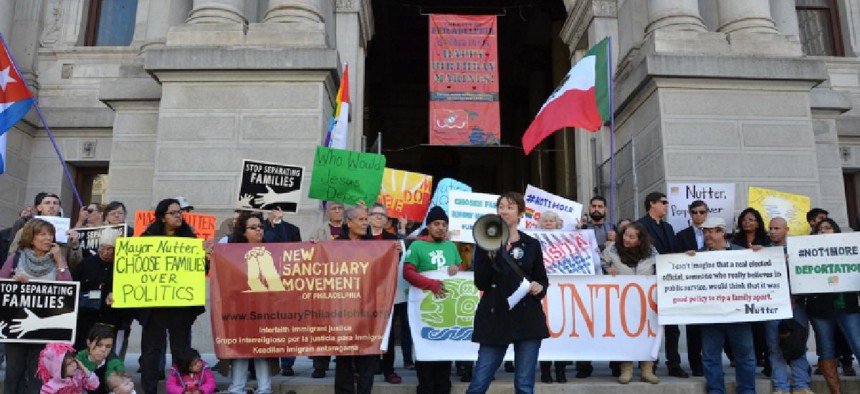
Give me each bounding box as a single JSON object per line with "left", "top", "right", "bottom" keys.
{"left": 111, "top": 237, "right": 207, "bottom": 308}
{"left": 308, "top": 146, "right": 387, "bottom": 206}
{"left": 521, "top": 185, "right": 583, "bottom": 231}
{"left": 787, "top": 232, "right": 860, "bottom": 294}
{"left": 236, "top": 159, "right": 304, "bottom": 213}
{"left": 209, "top": 241, "right": 399, "bottom": 359}
{"left": 656, "top": 247, "right": 792, "bottom": 325}
{"left": 0, "top": 279, "right": 79, "bottom": 344}
{"left": 77, "top": 224, "right": 127, "bottom": 258}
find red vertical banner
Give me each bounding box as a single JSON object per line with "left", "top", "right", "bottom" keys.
{"left": 429, "top": 15, "right": 500, "bottom": 146}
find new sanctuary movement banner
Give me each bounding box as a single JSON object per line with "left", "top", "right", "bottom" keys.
{"left": 408, "top": 272, "right": 661, "bottom": 361}
{"left": 210, "top": 241, "right": 399, "bottom": 358}
{"left": 429, "top": 14, "right": 500, "bottom": 145}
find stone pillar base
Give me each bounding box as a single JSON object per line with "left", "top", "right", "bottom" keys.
{"left": 643, "top": 30, "right": 731, "bottom": 56}
{"left": 726, "top": 33, "right": 802, "bottom": 57}
{"left": 245, "top": 23, "right": 326, "bottom": 47}
{"left": 166, "top": 24, "right": 245, "bottom": 46}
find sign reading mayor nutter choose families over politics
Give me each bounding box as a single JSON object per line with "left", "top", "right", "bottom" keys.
{"left": 236, "top": 160, "right": 304, "bottom": 213}
{"left": 0, "top": 280, "right": 79, "bottom": 344}
{"left": 787, "top": 232, "right": 860, "bottom": 294}
{"left": 112, "top": 237, "right": 207, "bottom": 308}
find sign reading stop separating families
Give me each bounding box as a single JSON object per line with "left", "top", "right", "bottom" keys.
{"left": 112, "top": 237, "right": 207, "bottom": 308}
{"left": 787, "top": 232, "right": 860, "bottom": 294}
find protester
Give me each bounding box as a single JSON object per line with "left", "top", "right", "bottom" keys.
{"left": 38, "top": 343, "right": 100, "bottom": 394}
{"left": 730, "top": 208, "right": 769, "bottom": 369}
{"left": 538, "top": 210, "right": 562, "bottom": 230}
{"left": 308, "top": 201, "right": 346, "bottom": 378}
{"left": 603, "top": 222, "right": 660, "bottom": 384}
{"left": 76, "top": 325, "right": 126, "bottom": 394}
{"left": 103, "top": 202, "right": 133, "bottom": 237}
{"left": 368, "top": 203, "right": 403, "bottom": 384}
{"left": 75, "top": 203, "right": 105, "bottom": 228}
{"left": 166, "top": 348, "right": 215, "bottom": 394}
{"left": 72, "top": 231, "right": 120, "bottom": 350}
{"left": 466, "top": 192, "right": 549, "bottom": 394}
{"left": 175, "top": 197, "right": 195, "bottom": 213}
{"left": 537, "top": 212, "right": 568, "bottom": 383}
{"left": 806, "top": 218, "right": 860, "bottom": 394}
{"left": 403, "top": 206, "right": 461, "bottom": 393}
{"left": 675, "top": 200, "right": 708, "bottom": 376}
{"left": 580, "top": 196, "right": 615, "bottom": 252}
{"left": 1, "top": 219, "right": 73, "bottom": 394}
{"left": 8, "top": 192, "right": 82, "bottom": 271}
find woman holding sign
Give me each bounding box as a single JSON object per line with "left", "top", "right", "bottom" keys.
{"left": 604, "top": 222, "right": 660, "bottom": 385}
{"left": 0, "top": 219, "right": 73, "bottom": 394}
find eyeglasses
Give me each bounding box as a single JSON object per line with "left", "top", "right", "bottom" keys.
{"left": 86, "top": 208, "right": 99, "bottom": 213}
{"left": 659, "top": 200, "right": 669, "bottom": 205}
{"left": 371, "top": 212, "right": 387, "bottom": 218}
{"left": 690, "top": 210, "right": 707, "bottom": 215}
{"left": 166, "top": 210, "right": 183, "bottom": 217}
{"left": 247, "top": 225, "right": 264, "bottom": 230}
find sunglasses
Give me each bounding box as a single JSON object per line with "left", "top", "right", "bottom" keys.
{"left": 659, "top": 200, "right": 668, "bottom": 205}
{"left": 690, "top": 210, "right": 707, "bottom": 215}
{"left": 247, "top": 225, "right": 264, "bottom": 230}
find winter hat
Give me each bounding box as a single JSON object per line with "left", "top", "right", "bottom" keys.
{"left": 37, "top": 342, "right": 76, "bottom": 383}
{"left": 425, "top": 206, "right": 449, "bottom": 225}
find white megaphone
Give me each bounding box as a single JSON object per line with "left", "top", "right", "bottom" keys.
{"left": 472, "top": 214, "right": 510, "bottom": 251}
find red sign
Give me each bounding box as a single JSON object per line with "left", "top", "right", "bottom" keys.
{"left": 429, "top": 14, "right": 500, "bottom": 145}
{"left": 209, "top": 241, "right": 399, "bottom": 358}
{"left": 132, "top": 211, "right": 217, "bottom": 240}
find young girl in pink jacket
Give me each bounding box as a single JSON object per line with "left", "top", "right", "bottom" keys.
{"left": 166, "top": 348, "right": 216, "bottom": 394}
{"left": 38, "top": 343, "right": 100, "bottom": 394}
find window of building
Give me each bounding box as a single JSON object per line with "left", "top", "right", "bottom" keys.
{"left": 796, "top": 0, "right": 844, "bottom": 56}
{"left": 84, "top": 0, "right": 138, "bottom": 46}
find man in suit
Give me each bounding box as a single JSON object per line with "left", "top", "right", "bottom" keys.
{"left": 263, "top": 207, "right": 302, "bottom": 376}
{"left": 675, "top": 199, "right": 709, "bottom": 376}
{"left": 637, "top": 191, "right": 688, "bottom": 378}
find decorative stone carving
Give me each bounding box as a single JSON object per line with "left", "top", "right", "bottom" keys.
{"left": 40, "top": 0, "right": 62, "bottom": 48}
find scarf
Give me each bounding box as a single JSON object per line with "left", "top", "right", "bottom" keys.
{"left": 18, "top": 248, "right": 56, "bottom": 278}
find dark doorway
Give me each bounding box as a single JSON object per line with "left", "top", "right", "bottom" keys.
{"left": 365, "top": 0, "right": 570, "bottom": 195}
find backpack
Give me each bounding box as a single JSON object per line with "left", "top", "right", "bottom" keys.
{"left": 778, "top": 318, "right": 808, "bottom": 360}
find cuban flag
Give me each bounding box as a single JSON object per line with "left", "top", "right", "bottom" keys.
{"left": 0, "top": 35, "right": 34, "bottom": 174}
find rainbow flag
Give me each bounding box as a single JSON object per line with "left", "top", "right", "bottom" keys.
{"left": 324, "top": 64, "right": 349, "bottom": 149}
{"left": 525, "top": 207, "right": 536, "bottom": 219}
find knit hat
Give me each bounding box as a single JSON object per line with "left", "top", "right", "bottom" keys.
{"left": 425, "top": 206, "right": 449, "bottom": 225}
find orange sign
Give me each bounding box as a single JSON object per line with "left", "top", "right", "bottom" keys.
{"left": 377, "top": 168, "right": 433, "bottom": 221}
{"left": 133, "top": 211, "right": 217, "bottom": 240}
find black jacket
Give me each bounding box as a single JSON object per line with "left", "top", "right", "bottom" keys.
{"left": 676, "top": 226, "right": 699, "bottom": 253}
{"left": 139, "top": 222, "right": 204, "bottom": 320}
{"left": 471, "top": 231, "right": 550, "bottom": 346}
{"left": 263, "top": 220, "right": 302, "bottom": 243}
{"left": 805, "top": 292, "right": 860, "bottom": 318}
{"left": 637, "top": 215, "right": 680, "bottom": 254}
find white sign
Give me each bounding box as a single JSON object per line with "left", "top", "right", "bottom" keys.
{"left": 447, "top": 190, "right": 498, "bottom": 243}
{"left": 522, "top": 185, "right": 583, "bottom": 231}
{"left": 524, "top": 230, "right": 601, "bottom": 275}
{"left": 666, "top": 183, "right": 735, "bottom": 234}
{"left": 35, "top": 216, "right": 71, "bottom": 243}
{"left": 409, "top": 272, "right": 662, "bottom": 361}
{"left": 656, "top": 247, "right": 792, "bottom": 325}
{"left": 787, "top": 233, "right": 860, "bottom": 294}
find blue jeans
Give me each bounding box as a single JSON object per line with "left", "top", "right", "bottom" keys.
{"left": 809, "top": 310, "right": 860, "bottom": 360}
{"left": 466, "top": 339, "right": 541, "bottom": 394}
{"left": 701, "top": 323, "right": 756, "bottom": 394}
{"left": 229, "top": 358, "right": 272, "bottom": 394}
{"left": 764, "top": 304, "right": 811, "bottom": 391}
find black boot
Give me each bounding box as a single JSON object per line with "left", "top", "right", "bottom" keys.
{"left": 555, "top": 363, "right": 567, "bottom": 383}
{"left": 540, "top": 362, "right": 553, "bottom": 383}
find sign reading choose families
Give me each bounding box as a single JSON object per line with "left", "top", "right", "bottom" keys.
{"left": 309, "top": 147, "right": 386, "bottom": 205}
{"left": 447, "top": 190, "right": 499, "bottom": 243}
{"left": 111, "top": 237, "right": 207, "bottom": 308}
{"left": 787, "top": 232, "right": 860, "bottom": 293}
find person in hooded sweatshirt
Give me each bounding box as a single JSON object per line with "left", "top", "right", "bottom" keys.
{"left": 38, "top": 343, "right": 100, "bottom": 394}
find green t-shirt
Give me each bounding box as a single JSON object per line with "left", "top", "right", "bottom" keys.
{"left": 404, "top": 240, "right": 462, "bottom": 273}
{"left": 77, "top": 349, "right": 125, "bottom": 382}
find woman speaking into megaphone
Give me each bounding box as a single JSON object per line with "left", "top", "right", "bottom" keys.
{"left": 466, "top": 192, "right": 550, "bottom": 394}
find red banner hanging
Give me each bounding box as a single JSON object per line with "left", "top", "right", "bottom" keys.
{"left": 429, "top": 15, "right": 500, "bottom": 145}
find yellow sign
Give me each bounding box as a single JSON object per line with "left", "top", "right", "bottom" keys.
{"left": 378, "top": 168, "right": 433, "bottom": 221}
{"left": 748, "top": 186, "right": 811, "bottom": 235}
{"left": 112, "top": 237, "right": 207, "bottom": 308}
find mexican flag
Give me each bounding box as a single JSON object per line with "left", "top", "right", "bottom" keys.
{"left": 521, "top": 38, "right": 610, "bottom": 155}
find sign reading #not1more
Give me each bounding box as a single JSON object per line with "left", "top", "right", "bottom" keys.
{"left": 521, "top": 185, "right": 583, "bottom": 231}
{"left": 447, "top": 190, "right": 499, "bottom": 243}
{"left": 787, "top": 232, "right": 860, "bottom": 294}
{"left": 236, "top": 159, "right": 304, "bottom": 213}
{"left": 666, "top": 183, "right": 735, "bottom": 234}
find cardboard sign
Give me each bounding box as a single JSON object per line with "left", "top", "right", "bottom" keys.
{"left": 409, "top": 273, "right": 661, "bottom": 361}
{"left": 378, "top": 168, "right": 433, "bottom": 221}
{"left": 522, "top": 185, "right": 583, "bottom": 231}
{"left": 667, "top": 183, "right": 735, "bottom": 234}
{"left": 308, "top": 147, "right": 386, "bottom": 205}
{"left": 35, "top": 216, "right": 70, "bottom": 243}
{"left": 112, "top": 237, "right": 207, "bottom": 308}
{"left": 132, "top": 211, "right": 217, "bottom": 240}
{"left": 76, "top": 224, "right": 127, "bottom": 258}
{"left": 524, "top": 230, "right": 601, "bottom": 275}
{"left": 0, "top": 280, "right": 79, "bottom": 344}
{"left": 787, "top": 233, "right": 860, "bottom": 293}
{"left": 209, "top": 241, "right": 399, "bottom": 358}
{"left": 447, "top": 190, "right": 499, "bottom": 243}
{"left": 656, "top": 247, "right": 792, "bottom": 325}
{"left": 236, "top": 160, "right": 304, "bottom": 213}
{"left": 748, "top": 186, "right": 811, "bottom": 235}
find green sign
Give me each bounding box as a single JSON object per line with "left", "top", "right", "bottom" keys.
{"left": 309, "top": 146, "right": 386, "bottom": 205}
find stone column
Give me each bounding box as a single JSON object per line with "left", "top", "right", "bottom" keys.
{"left": 264, "top": 0, "right": 323, "bottom": 24}
{"left": 246, "top": 0, "right": 329, "bottom": 47}
{"left": 716, "top": 0, "right": 778, "bottom": 36}
{"left": 10, "top": 0, "right": 42, "bottom": 86}
{"left": 645, "top": 0, "right": 707, "bottom": 34}
{"left": 167, "top": 0, "right": 246, "bottom": 46}
{"left": 137, "top": 0, "right": 193, "bottom": 49}
{"left": 186, "top": 0, "right": 246, "bottom": 24}
{"left": 769, "top": 0, "right": 799, "bottom": 36}
{"left": 0, "top": 0, "right": 14, "bottom": 40}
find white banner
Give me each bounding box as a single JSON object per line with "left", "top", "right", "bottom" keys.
{"left": 447, "top": 190, "right": 498, "bottom": 243}
{"left": 524, "top": 230, "right": 601, "bottom": 275}
{"left": 657, "top": 247, "right": 792, "bottom": 325}
{"left": 35, "top": 216, "right": 71, "bottom": 243}
{"left": 666, "top": 183, "right": 735, "bottom": 234}
{"left": 787, "top": 233, "right": 860, "bottom": 294}
{"left": 409, "top": 272, "right": 662, "bottom": 361}
{"left": 521, "top": 185, "right": 583, "bottom": 231}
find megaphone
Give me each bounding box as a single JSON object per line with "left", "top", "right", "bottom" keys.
{"left": 472, "top": 214, "right": 510, "bottom": 251}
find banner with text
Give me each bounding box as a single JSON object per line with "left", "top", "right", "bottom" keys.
{"left": 522, "top": 185, "right": 583, "bottom": 230}
{"left": 524, "top": 230, "right": 600, "bottom": 275}
{"left": 656, "top": 247, "right": 792, "bottom": 325}
{"left": 236, "top": 159, "right": 304, "bottom": 213}
{"left": 210, "top": 241, "right": 399, "bottom": 358}
{"left": 667, "top": 183, "right": 735, "bottom": 234}
{"left": 429, "top": 14, "right": 500, "bottom": 145}
{"left": 0, "top": 280, "right": 79, "bottom": 344}
{"left": 748, "top": 186, "right": 811, "bottom": 235}
{"left": 787, "top": 232, "right": 860, "bottom": 293}
{"left": 378, "top": 168, "right": 433, "bottom": 221}
{"left": 409, "top": 272, "right": 661, "bottom": 361}
{"left": 309, "top": 147, "right": 386, "bottom": 206}
{"left": 112, "top": 237, "right": 207, "bottom": 308}
{"left": 77, "top": 224, "right": 127, "bottom": 258}
{"left": 133, "top": 211, "right": 217, "bottom": 240}
{"left": 447, "top": 190, "right": 498, "bottom": 243}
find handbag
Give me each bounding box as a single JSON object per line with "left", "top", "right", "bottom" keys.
{"left": 778, "top": 318, "right": 808, "bottom": 360}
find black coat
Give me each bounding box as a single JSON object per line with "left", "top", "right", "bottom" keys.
{"left": 471, "top": 231, "right": 550, "bottom": 346}
{"left": 263, "top": 220, "right": 302, "bottom": 243}
{"left": 676, "top": 226, "right": 699, "bottom": 253}
{"left": 139, "top": 222, "right": 204, "bottom": 321}
{"left": 805, "top": 292, "right": 860, "bottom": 318}
{"left": 637, "top": 215, "right": 680, "bottom": 254}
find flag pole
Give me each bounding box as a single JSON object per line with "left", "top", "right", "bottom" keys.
{"left": 0, "top": 34, "right": 84, "bottom": 207}
{"left": 607, "top": 36, "right": 617, "bottom": 227}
